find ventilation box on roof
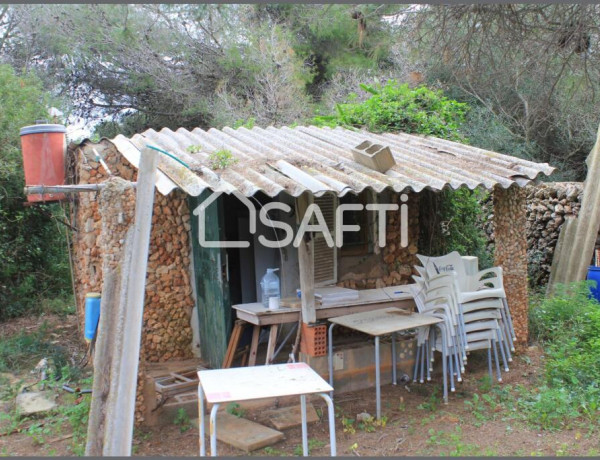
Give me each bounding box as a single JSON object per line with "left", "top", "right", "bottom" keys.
{"left": 352, "top": 141, "right": 396, "bottom": 173}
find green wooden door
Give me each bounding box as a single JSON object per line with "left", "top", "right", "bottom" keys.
{"left": 189, "top": 191, "right": 231, "bottom": 368}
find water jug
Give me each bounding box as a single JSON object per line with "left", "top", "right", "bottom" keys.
{"left": 84, "top": 292, "right": 101, "bottom": 342}
{"left": 260, "top": 268, "right": 280, "bottom": 309}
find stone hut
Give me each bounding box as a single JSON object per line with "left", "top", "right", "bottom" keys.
{"left": 68, "top": 125, "right": 554, "bottom": 423}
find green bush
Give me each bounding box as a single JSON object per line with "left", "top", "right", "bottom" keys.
{"left": 313, "top": 80, "right": 490, "bottom": 263}
{"left": 526, "top": 282, "right": 600, "bottom": 428}
{"left": 0, "top": 64, "right": 72, "bottom": 321}
{"left": 313, "top": 81, "right": 469, "bottom": 141}
{"left": 418, "top": 187, "right": 492, "bottom": 268}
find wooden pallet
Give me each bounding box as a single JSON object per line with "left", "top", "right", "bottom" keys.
{"left": 154, "top": 367, "right": 202, "bottom": 397}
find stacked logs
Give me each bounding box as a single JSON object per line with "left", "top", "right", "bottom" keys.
{"left": 71, "top": 141, "right": 195, "bottom": 424}
{"left": 337, "top": 192, "right": 420, "bottom": 289}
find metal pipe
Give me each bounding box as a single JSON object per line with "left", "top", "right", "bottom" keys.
{"left": 24, "top": 183, "right": 136, "bottom": 195}
{"left": 328, "top": 323, "right": 336, "bottom": 399}
{"left": 210, "top": 403, "right": 220, "bottom": 456}
{"left": 375, "top": 336, "right": 381, "bottom": 420}
{"left": 92, "top": 148, "right": 113, "bottom": 176}
{"left": 391, "top": 332, "right": 397, "bottom": 385}
{"left": 198, "top": 385, "right": 206, "bottom": 456}
{"left": 300, "top": 395, "right": 308, "bottom": 456}
{"left": 319, "top": 393, "right": 337, "bottom": 456}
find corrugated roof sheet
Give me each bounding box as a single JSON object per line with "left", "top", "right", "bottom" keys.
{"left": 95, "top": 125, "right": 555, "bottom": 198}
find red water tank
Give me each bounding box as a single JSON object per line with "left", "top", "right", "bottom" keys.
{"left": 20, "top": 124, "right": 67, "bottom": 203}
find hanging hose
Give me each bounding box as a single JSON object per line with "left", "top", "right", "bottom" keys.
{"left": 145, "top": 144, "right": 191, "bottom": 170}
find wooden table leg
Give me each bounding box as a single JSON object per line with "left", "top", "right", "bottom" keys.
{"left": 248, "top": 325, "right": 260, "bottom": 366}
{"left": 222, "top": 320, "right": 244, "bottom": 368}
{"left": 266, "top": 325, "right": 279, "bottom": 365}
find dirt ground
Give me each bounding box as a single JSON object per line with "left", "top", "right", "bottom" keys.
{"left": 1, "top": 314, "right": 599, "bottom": 457}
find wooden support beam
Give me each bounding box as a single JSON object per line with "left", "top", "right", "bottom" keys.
{"left": 84, "top": 147, "right": 158, "bottom": 456}
{"left": 296, "top": 193, "right": 316, "bottom": 324}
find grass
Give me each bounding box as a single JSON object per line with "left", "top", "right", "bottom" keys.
{"left": 0, "top": 371, "right": 92, "bottom": 455}
{"left": 0, "top": 321, "right": 69, "bottom": 375}
{"left": 173, "top": 408, "right": 192, "bottom": 433}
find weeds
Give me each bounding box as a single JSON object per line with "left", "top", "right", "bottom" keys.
{"left": 292, "top": 439, "right": 325, "bottom": 456}
{"left": 525, "top": 282, "right": 600, "bottom": 429}
{"left": 208, "top": 149, "right": 237, "bottom": 169}
{"left": 225, "top": 402, "right": 246, "bottom": 418}
{"left": 263, "top": 446, "right": 287, "bottom": 456}
{"left": 173, "top": 408, "right": 192, "bottom": 433}
{"left": 0, "top": 322, "right": 68, "bottom": 374}
{"left": 417, "top": 387, "right": 441, "bottom": 412}
{"left": 186, "top": 144, "right": 202, "bottom": 154}
{"left": 425, "top": 426, "right": 487, "bottom": 456}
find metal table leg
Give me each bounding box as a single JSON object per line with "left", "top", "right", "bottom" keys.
{"left": 300, "top": 395, "right": 308, "bottom": 456}
{"left": 198, "top": 385, "right": 206, "bottom": 456}
{"left": 318, "top": 393, "right": 337, "bottom": 457}
{"left": 327, "top": 323, "right": 336, "bottom": 398}
{"left": 375, "top": 335, "right": 381, "bottom": 420}
{"left": 209, "top": 403, "right": 220, "bottom": 456}
{"left": 392, "top": 332, "right": 397, "bottom": 385}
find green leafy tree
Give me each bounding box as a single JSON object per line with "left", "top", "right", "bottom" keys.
{"left": 313, "top": 80, "right": 490, "bottom": 264}
{"left": 314, "top": 81, "right": 468, "bottom": 141}
{"left": 0, "top": 64, "right": 70, "bottom": 320}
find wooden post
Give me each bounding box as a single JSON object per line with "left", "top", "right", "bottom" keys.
{"left": 84, "top": 147, "right": 158, "bottom": 456}
{"left": 296, "top": 193, "right": 316, "bottom": 324}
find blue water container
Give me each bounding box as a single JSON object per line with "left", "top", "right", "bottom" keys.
{"left": 84, "top": 292, "right": 101, "bottom": 342}
{"left": 586, "top": 266, "right": 600, "bottom": 303}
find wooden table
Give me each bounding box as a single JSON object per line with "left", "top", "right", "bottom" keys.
{"left": 197, "top": 362, "right": 336, "bottom": 456}
{"left": 231, "top": 286, "right": 416, "bottom": 366}
{"left": 327, "top": 307, "right": 443, "bottom": 420}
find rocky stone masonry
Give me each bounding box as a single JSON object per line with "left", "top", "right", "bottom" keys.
{"left": 493, "top": 185, "right": 529, "bottom": 352}
{"left": 71, "top": 143, "right": 195, "bottom": 423}
{"left": 337, "top": 192, "right": 420, "bottom": 290}
{"left": 484, "top": 182, "right": 600, "bottom": 288}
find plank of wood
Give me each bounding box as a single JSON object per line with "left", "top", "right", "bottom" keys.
{"left": 155, "top": 372, "right": 198, "bottom": 397}
{"left": 223, "top": 320, "right": 245, "bottom": 368}
{"left": 261, "top": 403, "right": 319, "bottom": 430}
{"left": 279, "top": 297, "right": 301, "bottom": 308}
{"left": 196, "top": 413, "right": 284, "bottom": 452}
{"left": 265, "top": 325, "right": 279, "bottom": 365}
{"left": 296, "top": 193, "right": 316, "bottom": 324}
{"left": 248, "top": 325, "right": 260, "bottom": 366}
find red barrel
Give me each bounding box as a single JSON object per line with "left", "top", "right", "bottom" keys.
{"left": 20, "top": 124, "right": 67, "bottom": 203}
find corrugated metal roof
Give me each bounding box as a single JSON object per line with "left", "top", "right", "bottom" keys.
{"left": 94, "top": 125, "right": 555, "bottom": 198}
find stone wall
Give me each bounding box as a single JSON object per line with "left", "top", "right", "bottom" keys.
{"left": 70, "top": 142, "right": 195, "bottom": 423}
{"left": 484, "top": 182, "right": 600, "bottom": 289}
{"left": 493, "top": 185, "right": 529, "bottom": 351}
{"left": 337, "top": 191, "right": 420, "bottom": 290}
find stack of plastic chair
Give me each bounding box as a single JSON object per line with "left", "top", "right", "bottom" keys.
{"left": 409, "top": 282, "right": 457, "bottom": 403}
{"left": 410, "top": 280, "right": 463, "bottom": 402}
{"left": 417, "top": 251, "right": 516, "bottom": 353}
{"left": 411, "top": 252, "right": 515, "bottom": 392}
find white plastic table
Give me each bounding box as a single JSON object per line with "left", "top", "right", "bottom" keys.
{"left": 197, "top": 362, "right": 336, "bottom": 457}
{"left": 328, "top": 308, "right": 443, "bottom": 420}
